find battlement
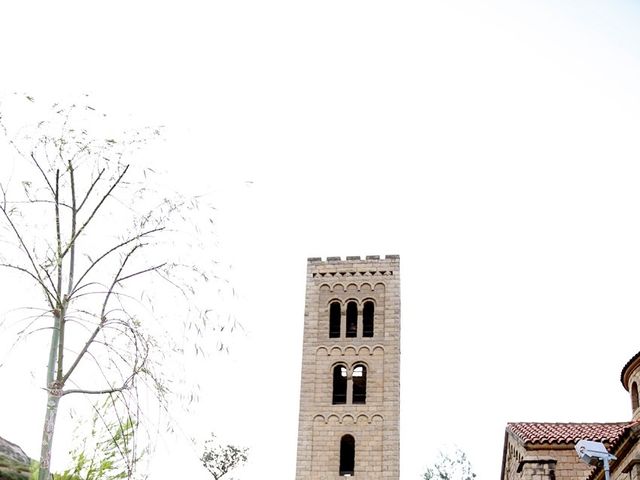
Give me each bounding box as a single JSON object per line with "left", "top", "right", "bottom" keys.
{"left": 306, "top": 255, "right": 400, "bottom": 281}
{"left": 307, "top": 254, "right": 400, "bottom": 263}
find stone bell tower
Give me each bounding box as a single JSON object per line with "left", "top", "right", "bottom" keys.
{"left": 295, "top": 255, "right": 400, "bottom": 479}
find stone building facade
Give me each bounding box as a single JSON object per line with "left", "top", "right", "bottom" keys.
{"left": 295, "top": 255, "right": 401, "bottom": 479}
{"left": 500, "top": 353, "right": 640, "bottom": 480}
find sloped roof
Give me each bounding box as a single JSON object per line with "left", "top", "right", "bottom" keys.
{"left": 507, "top": 422, "right": 634, "bottom": 445}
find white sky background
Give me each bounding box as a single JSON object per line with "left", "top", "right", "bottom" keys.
{"left": 1, "top": 1, "right": 640, "bottom": 479}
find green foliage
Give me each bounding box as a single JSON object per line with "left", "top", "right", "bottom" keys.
{"left": 200, "top": 434, "right": 248, "bottom": 480}
{"left": 423, "top": 448, "right": 477, "bottom": 480}
{"left": 30, "top": 402, "right": 139, "bottom": 480}
{"left": 58, "top": 412, "right": 137, "bottom": 480}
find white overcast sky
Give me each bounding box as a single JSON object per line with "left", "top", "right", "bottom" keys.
{"left": 2, "top": 1, "right": 640, "bottom": 479}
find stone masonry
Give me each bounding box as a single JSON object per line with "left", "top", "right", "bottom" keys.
{"left": 295, "top": 255, "right": 400, "bottom": 480}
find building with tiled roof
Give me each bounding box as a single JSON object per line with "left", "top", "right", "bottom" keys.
{"left": 500, "top": 354, "right": 640, "bottom": 480}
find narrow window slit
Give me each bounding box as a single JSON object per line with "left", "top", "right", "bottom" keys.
{"left": 363, "top": 301, "right": 374, "bottom": 337}
{"left": 346, "top": 301, "right": 357, "bottom": 338}
{"left": 352, "top": 365, "right": 367, "bottom": 404}
{"left": 332, "top": 365, "right": 347, "bottom": 404}
{"left": 340, "top": 434, "right": 355, "bottom": 476}
{"left": 329, "top": 302, "right": 341, "bottom": 338}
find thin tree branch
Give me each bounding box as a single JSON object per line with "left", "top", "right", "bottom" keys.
{"left": 70, "top": 227, "right": 164, "bottom": 297}
{"left": 1, "top": 199, "right": 73, "bottom": 210}
{"left": 60, "top": 165, "right": 129, "bottom": 260}
{"left": 0, "top": 263, "right": 55, "bottom": 299}
{"left": 60, "top": 386, "right": 129, "bottom": 397}
{"left": 30, "top": 152, "right": 55, "bottom": 196}
{"left": 77, "top": 167, "right": 104, "bottom": 212}
{"left": 116, "top": 263, "right": 166, "bottom": 284}
{"left": 62, "top": 244, "right": 139, "bottom": 384}
{"left": 0, "top": 204, "right": 55, "bottom": 309}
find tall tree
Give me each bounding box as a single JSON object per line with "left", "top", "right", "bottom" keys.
{"left": 0, "top": 95, "right": 228, "bottom": 480}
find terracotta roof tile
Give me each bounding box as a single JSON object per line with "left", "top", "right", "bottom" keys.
{"left": 507, "top": 422, "right": 634, "bottom": 445}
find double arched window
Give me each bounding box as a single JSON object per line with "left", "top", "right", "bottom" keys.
{"left": 332, "top": 364, "right": 367, "bottom": 405}
{"left": 328, "top": 299, "right": 375, "bottom": 338}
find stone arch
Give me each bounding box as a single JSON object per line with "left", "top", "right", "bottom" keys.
{"left": 373, "top": 282, "right": 386, "bottom": 293}
{"left": 356, "top": 414, "right": 370, "bottom": 425}
{"left": 361, "top": 296, "right": 377, "bottom": 306}
{"left": 326, "top": 297, "right": 344, "bottom": 307}
{"left": 344, "top": 345, "right": 357, "bottom": 357}
{"left": 341, "top": 414, "right": 355, "bottom": 425}
{"left": 372, "top": 345, "right": 385, "bottom": 355}
{"left": 329, "top": 360, "right": 348, "bottom": 374}
{"left": 371, "top": 414, "right": 384, "bottom": 424}
{"left": 330, "top": 346, "right": 343, "bottom": 357}
{"left": 316, "top": 346, "right": 328, "bottom": 356}
{"left": 346, "top": 283, "right": 359, "bottom": 293}
{"left": 319, "top": 284, "right": 331, "bottom": 293}
{"left": 350, "top": 359, "right": 370, "bottom": 371}
{"left": 360, "top": 282, "right": 373, "bottom": 292}
{"left": 331, "top": 283, "right": 346, "bottom": 293}
{"left": 327, "top": 414, "right": 340, "bottom": 425}
{"left": 313, "top": 414, "right": 326, "bottom": 424}
{"left": 357, "top": 345, "right": 372, "bottom": 356}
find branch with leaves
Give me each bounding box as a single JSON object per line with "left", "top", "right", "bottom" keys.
{"left": 423, "top": 448, "right": 477, "bottom": 480}
{"left": 201, "top": 434, "right": 248, "bottom": 480}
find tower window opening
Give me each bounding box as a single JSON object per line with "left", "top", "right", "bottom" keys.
{"left": 346, "top": 301, "right": 357, "bottom": 337}
{"left": 352, "top": 365, "right": 367, "bottom": 404}
{"left": 332, "top": 365, "right": 347, "bottom": 404}
{"left": 329, "top": 302, "right": 341, "bottom": 338}
{"left": 363, "top": 301, "right": 374, "bottom": 337}
{"left": 339, "top": 434, "right": 355, "bottom": 476}
{"left": 632, "top": 382, "right": 639, "bottom": 411}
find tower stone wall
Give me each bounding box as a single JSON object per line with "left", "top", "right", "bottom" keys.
{"left": 295, "top": 255, "right": 400, "bottom": 480}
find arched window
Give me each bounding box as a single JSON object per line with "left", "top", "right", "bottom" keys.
{"left": 346, "top": 301, "right": 357, "bottom": 338}
{"left": 339, "top": 434, "right": 355, "bottom": 476}
{"left": 633, "top": 382, "right": 639, "bottom": 411}
{"left": 329, "top": 302, "right": 341, "bottom": 338}
{"left": 363, "top": 301, "right": 374, "bottom": 337}
{"left": 352, "top": 364, "right": 367, "bottom": 404}
{"left": 332, "top": 365, "right": 347, "bottom": 404}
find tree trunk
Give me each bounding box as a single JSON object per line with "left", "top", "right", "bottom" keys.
{"left": 38, "top": 390, "right": 61, "bottom": 480}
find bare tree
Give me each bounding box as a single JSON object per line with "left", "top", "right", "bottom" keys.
{"left": 200, "top": 434, "right": 248, "bottom": 480}
{"left": 0, "top": 95, "right": 229, "bottom": 480}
